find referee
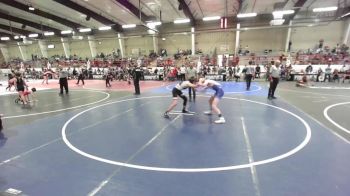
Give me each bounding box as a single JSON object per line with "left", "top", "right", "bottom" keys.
{"left": 132, "top": 65, "right": 142, "bottom": 95}
{"left": 268, "top": 60, "right": 281, "bottom": 99}
{"left": 186, "top": 64, "right": 197, "bottom": 101}
{"left": 58, "top": 66, "right": 69, "bottom": 95}
{"left": 245, "top": 64, "right": 255, "bottom": 90}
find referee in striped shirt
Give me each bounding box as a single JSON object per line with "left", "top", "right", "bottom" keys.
{"left": 58, "top": 66, "right": 69, "bottom": 95}
{"left": 268, "top": 60, "right": 281, "bottom": 99}
{"left": 245, "top": 64, "right": 255, "bottom": 90}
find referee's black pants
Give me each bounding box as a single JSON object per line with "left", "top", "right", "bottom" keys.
{"left": 59, "top": 77, "right": 69, "bottom": 94}
{"left": 268, "top": 77, "right": 279, "bottom": 98}
{"left": 134, "top": 79, "right": 140, "bottom": 94}
{"left": 245, "top": 74, "right": 253, "bottom": 90}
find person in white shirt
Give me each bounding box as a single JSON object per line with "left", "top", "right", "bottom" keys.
{"left": 244, "top": 64, "right": 255, "bottom": 90}
{"left": 323, "top": 64, "right": 332, "bottom": 82}
{"left": 340, "top": 65, "right": 346, "bottom": 73}
{"left": 164, "top": 78, "right": 197, "bottom": 118}
{"left": 180, "top": 65, "right": 186, "bottom": 81}
{"left": 198, "top": 78, "right": 225, "bottom": 124}
{"left": 268, "top": 60, "right": 281, "bottom": 99}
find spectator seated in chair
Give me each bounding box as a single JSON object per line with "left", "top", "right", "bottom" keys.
{"left": 333, "top": 69, "right": 340, "bottom": 83}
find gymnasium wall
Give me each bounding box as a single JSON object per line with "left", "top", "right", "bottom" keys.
{"left": 0, "top": 21, "right": 348, "bottom": 63}
{"left": 196, "top": 31, "right": 236, "bottom": 55}
{"left": 0, "top": 50, "right": 4, "bottom": 63}
{"left": 290, "top": 21, "right": 345, "bottom": 51}
{"left": 158, "top": 34, "right": 191, "bottom": 55}
{"left": 239, "top": 27, "right": 287, "bottom": 54}
{"left": 69, "top": 39, "right": 91, "bottom": 59}
{"left": 124, "top": 36, "right": 153, "bottom": 57}
{"left": 46, "top": 38, "right": 65, "bottom": 57}
{"left": 95, "top": 37, "right": 120, "bottom": 56}
{"left": 158, "top": 23, "right": 192, "bottom": 55}
{"left": 7, "top": 44, "right": 21, "bottom": 59}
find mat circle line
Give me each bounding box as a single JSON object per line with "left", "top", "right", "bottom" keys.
{"left": 61, "top": 95, "right": 311, "bottom": 173}
{"left": 323, "top": 102, "right": 350, "bottom": 134}
{"left": 3, "top": 90, "right": 110, "bottom": 119}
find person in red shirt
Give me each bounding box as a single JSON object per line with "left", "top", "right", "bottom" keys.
{"left": 172, "top": 68, "right": 178, "bottom": 79}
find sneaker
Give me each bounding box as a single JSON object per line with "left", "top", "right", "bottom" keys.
{"left": 214, "top": 117, "right": 226, "bottom": 124}
{"left": 182, "top": 110, "right": 189, "bottom": 113}
{"left": 271, "top": 96, "right": 277, "bottom": 99}
{"left": 204, "top": 111, "right": 212, "bottom": 115}
{"left": 163, "top": 112, "right": 169, "bottom": 118}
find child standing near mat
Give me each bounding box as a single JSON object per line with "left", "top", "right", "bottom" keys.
{"left": 197, "top": 78, "right": 225, "bottom": 124}
{"left": 163, "top": 77, "right": 197, "bottom": 118}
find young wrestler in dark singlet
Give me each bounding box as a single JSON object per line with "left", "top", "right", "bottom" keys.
{"left": 164, "top": 78, "right": 197, "bottom": 118}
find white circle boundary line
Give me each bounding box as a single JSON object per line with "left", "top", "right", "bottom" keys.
{"left": 323, "top": 102, "right": 350, "bottom": 134}
{"left": 165, "top": 84, "right": 262, "bottom": 94}
{"left": 3, "top": 90, "right": 110, "bottom": 119}
{"left": 61, "top": 95, "right": 311, "bottom": 173}
{"left": 309, "top": 86, "right": 350, "bottom": 90}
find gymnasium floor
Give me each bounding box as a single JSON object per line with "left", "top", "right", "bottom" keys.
{"left": 0, "top": 79, "right": 350, "bottom": 196}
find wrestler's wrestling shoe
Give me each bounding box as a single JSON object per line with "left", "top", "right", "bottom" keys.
{"left": 182, "top": 109, "right": 190, "bottom": 113}
{"left": 203, "top": 111, "right": 212, "bottom": 115}
{"left": 163, "top": 112, "right": 170, "bottom": 118}
{"left": 214, "top": 117, "right": 225, "bottom": 124}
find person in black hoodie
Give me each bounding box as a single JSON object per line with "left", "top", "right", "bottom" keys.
{"left": 76, "top": 68, "right": 85, "bottom": 85}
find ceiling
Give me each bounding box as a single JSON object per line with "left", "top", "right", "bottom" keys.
{"left": 0, "top": 0, "right": 347, "bottom": 38}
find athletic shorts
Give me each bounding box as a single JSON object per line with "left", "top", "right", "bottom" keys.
{"left": 23, "top": 91, "right": 31, "bottom": 96}
{"left": 172, "top": 88, "right": 182, "bottom": 98}
{"left": 214, "top": 87, "right": 224, "bottom": 99}
{"left": 17, "top": 86, "right": 25, "bottom": 92}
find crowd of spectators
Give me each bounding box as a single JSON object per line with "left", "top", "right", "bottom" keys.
{"left": 1, "top": 40, "right": 350, "bottom": 85}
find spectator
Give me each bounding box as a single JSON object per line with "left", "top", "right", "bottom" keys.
{"left": 306, "top": 63, "right": 313, "bottom": 74}
{"left": 316, "top": 67, "right": 323, "bottom": 82}
{"left": 323, "top": 64, "right": 332, "bottom": 82}
{"left": 255, "top": 65, "right": 261, "bottom": 78}
{"left": 186, "top": 64, "right": 197, "bottom": 101}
